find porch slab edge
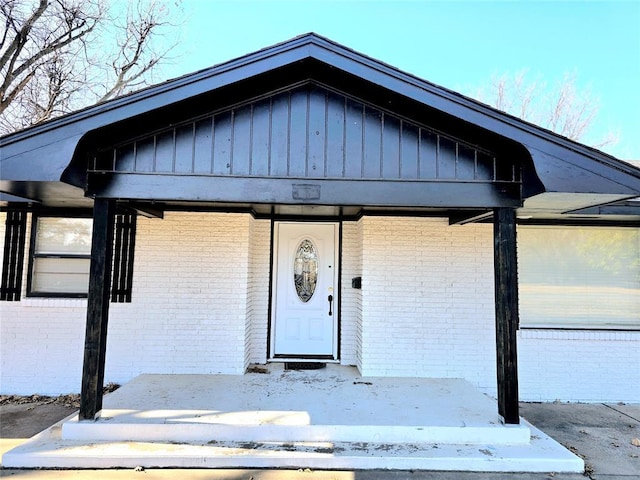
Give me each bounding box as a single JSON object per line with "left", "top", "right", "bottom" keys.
{"left": 61, "top": 415, "right": 531, "bottom": 445}
{"left": 2, "top": 421, "right": 583, "bottom": 473}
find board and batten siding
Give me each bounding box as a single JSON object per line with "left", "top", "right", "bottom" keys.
{"left": 93, "top": 84, "right": 507, "bottom": 185}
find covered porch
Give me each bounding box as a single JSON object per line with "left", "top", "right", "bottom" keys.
{"left": 1, "top": 34, "right": 639, "bottom": 472}
{"left": 3, "top": 364, "right": 583, "bottom": 472}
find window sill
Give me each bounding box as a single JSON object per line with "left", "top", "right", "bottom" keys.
{"left": 21, "top": 297, "right": 88, "bottom": 308}
{"left": 519, "top": 329, "right": 640, "bottom": 341}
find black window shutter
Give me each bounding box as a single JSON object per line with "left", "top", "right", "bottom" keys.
{"left": 111, "top": 213, "right": 137, "bottom": 303}
{"left": 1, "top": 211, "right": 28, "bottom": 301}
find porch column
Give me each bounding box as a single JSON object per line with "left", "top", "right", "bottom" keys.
{"left": 493, "top": 207, "right": 520, "bottom": 424}
{"left": 80, "top": 198, "right": 116, "bottom": 420}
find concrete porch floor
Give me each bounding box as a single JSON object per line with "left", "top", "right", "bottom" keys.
{"left": 2, "top": 364, "right": 583, "bottom": 472}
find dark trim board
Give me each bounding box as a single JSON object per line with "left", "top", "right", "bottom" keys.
{"left": 80, "top": 199, "right": 116, "bottom": 420}
{"left": 266, "top": 218, "right": 276, "bottom": 361}
{"left": 493, "top": 207, "right": 520, "bottom": 424}
{"left": 337, "top": 221, "right": 343, "bottom": 361}
{"left": 89, "top": 174, "right": 522, "bottom": 209}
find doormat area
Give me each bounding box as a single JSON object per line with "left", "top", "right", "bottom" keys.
{"left": 284, "top": 362, "right": 326, "bottom": 370}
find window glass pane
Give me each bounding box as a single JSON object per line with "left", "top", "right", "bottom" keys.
{"left": 32, "top": 257, "right": 90, "bottom": 293}
{"left": 518, "top": 227, "right": 640, "bottom": 329}
{"left": 35, "top": 217, "right": 92, "bottom": 254}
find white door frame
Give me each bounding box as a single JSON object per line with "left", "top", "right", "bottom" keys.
{"left": 269, "top": 220, "right": 340, "bottom": 361}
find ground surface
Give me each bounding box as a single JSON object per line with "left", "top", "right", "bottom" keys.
{"left": 0, "top": 398, "right": 638, "bottom": 479}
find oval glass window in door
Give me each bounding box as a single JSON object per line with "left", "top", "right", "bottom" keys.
{"left": 293, "top": 239, "right": 318, "bottom": 302}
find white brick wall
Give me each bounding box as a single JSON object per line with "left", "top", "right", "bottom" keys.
{"left": 518, "top": 329, "right": 640, "bottom": 402}
{"left": 0, "top": 213, "right": 86, "bottom": 394}
{"left": 1, "top": 211, "right": 638, "bottom": 402}
{"left": 105, "top": 213, "right": 250, "bottom": 383}
{"left": 358, "top": 217, "right": 498, "bottom": 395}
{"left": 245, "top": 218, "right": 271, "bottom": 367}
{"left": 1, "top": 212, "right": 253, "bottom": 394}
{"left": 340, "top": 221, "right": 362, "bottom": 366}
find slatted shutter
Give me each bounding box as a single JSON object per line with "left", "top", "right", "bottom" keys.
{"left": 1, "top": 211, "right": 28, "bottom": 301}
{"left": 111, "top": 213, "right": 137, "bottom": 303}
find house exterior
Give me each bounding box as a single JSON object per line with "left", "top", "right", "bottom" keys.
{"left": 1, "top": 35, "right": 639, "bottom": 420}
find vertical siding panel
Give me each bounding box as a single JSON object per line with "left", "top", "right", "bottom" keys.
{"left": 135, "top": 138, "right": 155, "bottom": 173}
{"left": 438, "top": 137, "right": 457, "bottom": 179}
{"left": 382, "top": 114, "right": 400, "bottom": 179}
{"left": 249, "top": 105, "right": 254, "bottom": 175}
{"left": 288, "top": 89, "right": 307, "bottom": 177}
{"left": 457, "top": 144, "right": 476, "bottom": 180}
{"left": 174, "top": 124, "right": 194, "bottom": 173}
{"left": 171, "top": 130, "right": 177, "bottom": 173}
{"left": 193, "top": 118, "right": 213, "bottom": 174}
{"left": 232, "top": 105, "right": 252, "bottom": 175}
{"left": 212, "top": 111, "right": 232, "bottom": 175}
{"left": 419, "top": 130, "right": 438, "bottom": 179}
{"left": 209, "top": 116, "right": 215, "bottom": 174}
{"left": 362, "top": 106, "right": 382, "bottom": 178}
{"left": 155, "top": 131, "right": 174, "bottom": 173}
{"left": 326, "top": 92, "right": 346, "bottom": 177}
{"left": 116, "top": 145, "right": 135, "bottom": 172}
{"left": 251, "top": 99, "right": 270, "bottom": 176}
{"left": 401, "top": 123, "right": 419, "bottom": 179}
{"left": 344, "top": 99, "right": 363, "bottom": 178}
{"left": 307, "top": 87, "right": 326, "bottom": 177}
{"left": 270, "top": 93, "right": 289, "bottom": 176}
{"left": 476, "top": 151, "right": 494, "bottom": 181}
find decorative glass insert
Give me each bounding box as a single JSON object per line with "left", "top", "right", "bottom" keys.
{"left": 294, "top": 239, "right": 318, "bottom": 302}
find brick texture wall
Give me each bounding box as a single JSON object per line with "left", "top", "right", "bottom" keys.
{"left": 358, "top": 217, "right": 498, "bottom": 394}
{"left": 245, "top": 217, "right": 271, "bottom": 367}
{"left": 105, "top": 213, "right": 251, "bottom": 382}
{"left": 340, "top": 221, "right": 362, "bottom": 367}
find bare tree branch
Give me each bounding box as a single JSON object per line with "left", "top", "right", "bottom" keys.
{"left": 473, "top": 69, "right": 618, "bottom": 149}
{"left": 0, "top": 0, "right": 48, "bottom": 72}
{"left": 0, "top": 0, "right": 183, "bottom": 134}
{"left": 97, "top": 0, "right": 178, "bottom": 103}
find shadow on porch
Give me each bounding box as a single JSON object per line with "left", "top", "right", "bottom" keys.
{"left": 2, "top": 364, "right": 583, "bottom": 472}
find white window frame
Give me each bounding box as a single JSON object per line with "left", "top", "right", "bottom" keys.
{"left": 27, "top": 214, "right": 92, "bottom": 298}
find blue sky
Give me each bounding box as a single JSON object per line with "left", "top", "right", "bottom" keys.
{"left": 159, "top": 1, "right": 640, "bottom": 160}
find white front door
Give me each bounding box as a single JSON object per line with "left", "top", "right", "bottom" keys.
{"left": 271, "top": 222, "right": 339, "bottom": 359}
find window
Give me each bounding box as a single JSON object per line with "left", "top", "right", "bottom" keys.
{"left": 518, "top": 226, "right": 640, "bottom": 330}
{"left": 28, "top": 216, "right": 92, "bottom": 297}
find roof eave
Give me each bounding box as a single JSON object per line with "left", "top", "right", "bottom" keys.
{"left": 1, "top": 33, "right": 639, "bottom": 198}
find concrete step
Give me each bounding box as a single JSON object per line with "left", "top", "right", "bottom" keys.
{"left": 2, "top": 427, "right": 584, "bottom": 472}
{"left": 61, "top": 409, "right": 531, "bottom": 445}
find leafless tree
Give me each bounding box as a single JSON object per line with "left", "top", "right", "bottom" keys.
{"left": 473, "top": 69, "right": 618, "bottom": 149}
{"left": 0, "top": 0, "right": 181, "bottom": 135}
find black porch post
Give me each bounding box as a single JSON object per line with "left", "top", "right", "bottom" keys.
{"left": 493, "top": 207, "right": 520, "bottom": 425}
{"left": 80, "top": 198, "right": 115, "bottom": 420}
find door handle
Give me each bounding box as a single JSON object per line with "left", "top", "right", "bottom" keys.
{"left": 328, "top": 294, "right": 333, "bottom": 316}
